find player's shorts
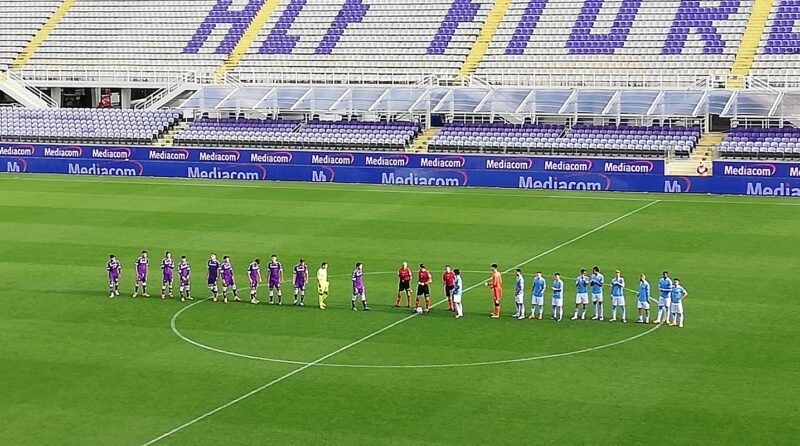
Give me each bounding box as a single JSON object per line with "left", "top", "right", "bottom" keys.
{"left": 180, "top": 278, "right": 190, "bottom": 287}
{"left": 137, "top": 273, "right": 147, "bottom": 282}
{"left": 492, "top": 288, "right": 502, "bottom": 300}
{"left": 612, "top": 296, "right": 625, "bottom": 306}
{"left": 417, "top": 284, "right": 430, "bottom": 297}
{"left": 514, "top": 292, "right": 524, "bottom": 304}
{"left": 551, "top": 297, "right": 563, "bottom": 308}
{"left": 318, "top": 283, "right": 329, "bottom": 294}
{"left": 269, "top": 278, "right": 281, "bottom": 288}
{"left": 592, "top": 292, "right": 603, "bottom": 303}
{"left": 222, "top": 277, "right": 235, "bottom": 287}
{"left": 658, "top": 296, "right": 670, "bottom": 308}
{"left": 670, "top": 302, "right": 683, "bottom": 314}
{"left": 294, "top": 281, "right": 306, "bottom": 290}
{"left": 637, "top": 300, "right": 650, "bottom": 310}
{"left": 398, "top": 280, "right": 410, "bottom": 292}
{"left": 249, "top": 277, "right": 258, "bottom": 288}
{"left": 576, "top": 293, "right": 589, "bottom": 304}
{"left": 353, "top": 285, "right": 365, "bottom": 295}
{"left": 453, "top": 293, "right": 462, "bottom": 304}
{"left": 108, "top": 273, "right": 119, "bottom": 283}
{"left": 445, "top": 285, "right": 454, "bottom": 298}
{"left": 163, "top": 272, "right": 173, "bottom": 283}
{"left": 532, "top": 295, "right": 544, "bottom": 306}
{"left": 207, "top": 277, "right": 217, "bottom": 286}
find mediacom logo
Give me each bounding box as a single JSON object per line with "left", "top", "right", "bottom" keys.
{"left": 91, "top": 147, "right": 132, "bottom": 159}
{"left": 364, "top": 154, "right": 409, "bottom": 167}
{"left": 249, "top": 151, "right": 293, "bottom": 164}
{"left": 149, "top": 148, "right": 190, "bottom": 161}
{"left": 485, "top": 157, "right": 533, "bottom": 170}
{"left": 419, "top": 156, "right": 465, "bottom": 169}
{"left": 198, "top": 150, "right": 241, "bottom": 162}
{"left": 518, "top": 173, "right": 610, "bottom": 191}
{"left": 381, "top": 169, "right": 468, "bottom": 186}
{"left": 43, "top": 146, "right": 84, "bottom": 158}
{"left": 0, "top": 145, "right": 36, "bottom": 156}
{"left": 603, "top": 160, "right": 654, "bottom": 173}
{"left": 68, "top": 160, "right": 143, "bottom": 176}
{"left": 746, "top": 181, "right": 800, "bottom": 196}
{"left": 187, "top": 164, "right": 267, "bottom": 180}
{"left": 311, "top": 153, "right": 355, "bottom": 165}
{"left": 542, "top": 159, "right": 593, "bottom": 172}
{"left": 664, "top": 177, "right": 692, "bottom": 193}
{"left": 722, "top": 163, "right": 776, "bottom": 177}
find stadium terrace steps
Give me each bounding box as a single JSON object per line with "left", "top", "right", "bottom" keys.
{"left": 10, "top": 0, "right": 78, "bottom": 70}
{"left": 694, "top": 132, "right": 727, "bottom": 161}
{"left": 729, "top": 0, "right": 776, "bottom": 88}
{"left": 213, "top": 0, "right": 283, "bottom": 84}
{"left": 155, "top": 120, "right": 191, "bottom": 147}
{"left": 408, "top": 127, "right": 442, "bottom": 153}
{"left": 457, "top": 0, "right": 513, "bottom": 81}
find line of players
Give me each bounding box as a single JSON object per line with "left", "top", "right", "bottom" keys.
{"left": 106, "top": 253, "right": 688, "bottom": 327}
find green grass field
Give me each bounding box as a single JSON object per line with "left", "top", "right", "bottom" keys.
{"left": 1, "top": 174, "right": 798, "bottom": 445}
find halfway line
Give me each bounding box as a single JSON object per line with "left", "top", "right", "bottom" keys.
{"left": 141, "top": 200, "right": 660, "bottom": 445}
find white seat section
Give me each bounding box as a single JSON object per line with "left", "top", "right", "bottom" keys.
{"left": 0, "top": 0, "right": 62, "bottom": 71}
{"left": 24, "top": 0, "right": 230, "bottom": 75}
{"left": 234, "top": 0, "right": 492, "bottom": 83}
{"left": 475, "top": 0, "right": 753, "bottom": 85}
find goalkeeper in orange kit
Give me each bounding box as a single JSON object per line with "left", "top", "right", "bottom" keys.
{"left": 485, "top": 263, "right": 503, "bottom": 319}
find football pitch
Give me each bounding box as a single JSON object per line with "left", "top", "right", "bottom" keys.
{"left": 1, "top": 174, "right": 798, "bottom": 445}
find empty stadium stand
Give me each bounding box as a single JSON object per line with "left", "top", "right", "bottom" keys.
{"left": 0, "top": 108, "right": 181, "bottom": 144}
{"left": 0, "top": 1, "right": 61, "bottom": 71}
{"left": 719, "top": 126, "right": 800, "bottom": 159}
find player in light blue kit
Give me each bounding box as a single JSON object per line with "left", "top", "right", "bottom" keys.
{"left": 512, "top": 269, "right": 525, "bottom": 319}
{"left": 453, "top": 269, "right": 464, "bottom": 319}
{"left": 654, "top": 271, "right": 672, "bottom": 324}
{"left": 669, "top": 278, "right": 688, "bottom": 328}
{"left": 590, "top": 266, "right": 605, "bottom": 320}
{"left": 636, "top": 273, "right": 651, "bottom": 323}
{"left": 571, "top": 269, "right": 590, "bottom": 320}
{"left": 551, "top": 273, "right": 564, "bottom": 321}
{"left": 529, "top": 271, "right": 546, "bottom": 320}
{"left": 609, "top": 270, "right": 626, "bottom": 323}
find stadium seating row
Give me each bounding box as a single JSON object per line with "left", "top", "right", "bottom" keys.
{"left": 4, "top": 0, "right": 797, "bottom": 85}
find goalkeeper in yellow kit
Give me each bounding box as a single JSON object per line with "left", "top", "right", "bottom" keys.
{"left": 317, "top": 262, "right": 329, "bottom": 309}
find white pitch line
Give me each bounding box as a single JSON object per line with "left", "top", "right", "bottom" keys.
{"left": 142, "top": 200, "right": 660, "bottom": 445}
{"left": 7, "top": 174, "right": 800, "bottom": 206}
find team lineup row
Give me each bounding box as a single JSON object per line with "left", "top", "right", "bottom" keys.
{"left": 105, "top": 252, "right": 690, "bottom": 327}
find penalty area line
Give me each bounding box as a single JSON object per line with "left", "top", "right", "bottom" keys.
{"left": 141, "top": 200, "right": 660, "bottom": 445}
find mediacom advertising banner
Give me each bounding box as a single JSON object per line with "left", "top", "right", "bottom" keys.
{"left": 3, "top": 155, "right": 800, "bottom": 197}
{"left": 0, "top": 143, "right": 666, "bottom": 175}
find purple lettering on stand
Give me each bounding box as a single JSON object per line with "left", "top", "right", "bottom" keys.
{"left": 427, "top": 0, "right": 481, "bottom": 55}
{"left": 505, "top": 0, "right": 549, "bottom": 55}
{"left": 183, "top": 0, "right": 266, "bottom": 54}
{"left": 661, "top": 0, "right": 740, "bottom": 55}
{"left": 567, "top": 0, "right": 642, "bottom": 55}
{"left": 259, "top": 0, "right": 307, "bottom": 54}
{"left": 764, "top": 0, "right": 800, "bottom": 55}
{"left": 315, "top": 0, "right": 370, "bottom": 55}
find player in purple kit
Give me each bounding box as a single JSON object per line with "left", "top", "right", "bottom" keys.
{"left": 207, "top": 253, "right": 221, "bottom": 302}
{"left": 267, "top": 255, "right": 283, "bottom": 305}
{"left": 351, "top": 262, "right": 370, "bottom": 311}
{"left": 292, "top": 259, "right": 309, "bottom": 306}
{"left": 133, "top": 251, "right": 149, "bottom": 298}
{"left": 178, "top": 256, "right": 192, "bottom": 302}
{"left": 248, "top": 258, "right": 261, "bottom": 304}
{"left": 220, "top": 255, "right": 239, "bottom": 304}
{"left": 106, "top": 255, "right": 121, "bottom": 298}
{"left": 160, "top": 251, "right": 175, "bottom": 300}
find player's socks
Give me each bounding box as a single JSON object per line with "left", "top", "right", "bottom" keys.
{"left": 277, "top": 291, "right": 283, "bottom": 305}
{"left": 293, "top": 291, "right": 299, "bottom": 305}
{"left": 580, "top": 309, "right": 586, "bottom": 319}
{"left": 300, "top": 291, "right": 305, "bottom": 305}
{"left": 415, "top": 297, "right": 420, "bottom": 309}
{"left": 598, "top": 303, "right": 604, "bottom": 319}
{"left": 406, "top": 295, "right": 411, "bottom": 307}
{"left": 232, "top": 286, "right": 238, "bottom": 297}
{"left": 425, "top": 298, "right": 431, "bottom": 311}
{"left": 142, "top": 285, "right": 148, "bottom": 296}
{"left": 268, "top": 291, "right": 274, "bottom": 304}
{"left": 362, "top": 297, "right": 369, "bottom": 310}
{"left": 186, "top": 287, "right": 192, "bottom": 300}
